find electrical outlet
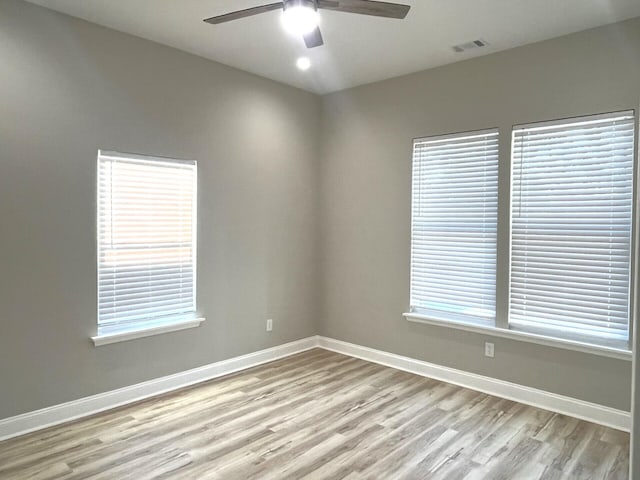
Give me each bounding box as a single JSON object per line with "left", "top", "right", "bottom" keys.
{"left": 266, "top": 319, "right": 273, "bottom": 332}
{"left": 484, "top": 342, "right": 495, "bottom": 358}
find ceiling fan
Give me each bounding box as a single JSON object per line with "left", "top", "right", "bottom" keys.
{"left": 204, "top": 0, "right": 411, "bottom": 49}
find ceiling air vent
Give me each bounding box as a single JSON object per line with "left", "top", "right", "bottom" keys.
{"left": 453, "top": 39, "right": 489, "bottom": 53}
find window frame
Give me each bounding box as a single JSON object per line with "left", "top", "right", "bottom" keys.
{"left": 408, "top": 128, "right": 500, "bottom": 328}
{"left": 404, "top": 109, "right": 637, "bottom": 360}
{"left": 93, "top": 150, "right": 202, "bottom": 345}
{"left": 508, "top": 111, "right": 636, "bottom": 351}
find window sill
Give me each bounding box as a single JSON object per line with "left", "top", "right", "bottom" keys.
{"left": 91, "top": 317, "right": 205, "bottom": 347}
{"left": 403, "top": 313, "right": 631, "bottom": 361}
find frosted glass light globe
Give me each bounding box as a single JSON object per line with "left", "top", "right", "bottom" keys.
{"left": 282, "top": 5, "right": 319, "bottom": 35}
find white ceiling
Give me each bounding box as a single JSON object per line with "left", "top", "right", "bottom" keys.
{"left": 24, "top": 0, "right": 640, "bottom": 94}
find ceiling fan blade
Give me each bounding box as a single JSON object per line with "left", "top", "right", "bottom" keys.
{"left": 204, "top": 3, "right": 283, "bottom": 24}
{"left": 304, "top": 27, "right": 324, "bottom": 48}
{"left": 317, "top": 0, "right": 410, "bottom": 19}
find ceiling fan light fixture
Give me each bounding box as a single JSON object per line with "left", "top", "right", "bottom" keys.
{"left": 281, "top": 0, "right": 319, "bottom": 36}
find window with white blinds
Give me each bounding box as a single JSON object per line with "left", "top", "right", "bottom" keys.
{"left": 97, "top": 151, "right": 197, "bottom": 335}
{"left": 509, "top": 111, "right": 635, "bottom": 348}
{"left": 410, "top": 129, "right": 499, "bottom": 325}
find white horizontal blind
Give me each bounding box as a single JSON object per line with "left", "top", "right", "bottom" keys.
{"left": 410, "top": 130, "right": 499, "bottom": 325}
{"left": 98, "top": 151, "right": 197, "bottom": 332}
{"left": 510, "top": 112, "right": 635, "bottom": 347}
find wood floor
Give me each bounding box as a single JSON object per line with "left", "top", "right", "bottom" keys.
{"left": 0, "top": 349, "right": 629, "bottom": 480}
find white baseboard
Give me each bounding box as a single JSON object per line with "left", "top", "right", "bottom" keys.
{"left": 0, "top": 336, "right": 318, "bottom": 442}
{"left": 0, "top": 334, "right": 630, "bottom": 442}
{"left": 317, "top": 336, "right": 631, "bottom": 432}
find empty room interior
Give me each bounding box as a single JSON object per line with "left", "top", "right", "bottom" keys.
{"left": 1, "top": 0, "right": 640, "bottom": 478}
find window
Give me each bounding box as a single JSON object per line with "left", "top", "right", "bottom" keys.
{"left": 510, "top": 111, "right": 635, "bottom": 348}
{"left": 406, "top": 111, "right": 636, "bottom": 356}
{"left": 409, "top": 129, "right": 499, "bottom": 325}
{"left": 97, "top": 151, "right": 197, "bottom": 336}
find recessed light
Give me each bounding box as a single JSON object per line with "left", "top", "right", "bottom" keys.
{"left": 296, "top": 57, "right": 311, "bottom": 71}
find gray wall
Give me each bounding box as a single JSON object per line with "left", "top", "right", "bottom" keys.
{"left": 319, "top": 18, "right": 640, "bottom": 412}
{"left": 0, "top": 0, "right": 321, "bottom": 419}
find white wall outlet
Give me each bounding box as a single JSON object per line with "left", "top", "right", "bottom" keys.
{"left": 266, "top": 319, "right": 273, "bottom": 332}
{"left": 484, "top": 342, "right": 495, "bottom": 358}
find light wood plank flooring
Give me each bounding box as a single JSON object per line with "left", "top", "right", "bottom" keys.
{"left": 0, "top": 348, "right": 629, "bottom": 479}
